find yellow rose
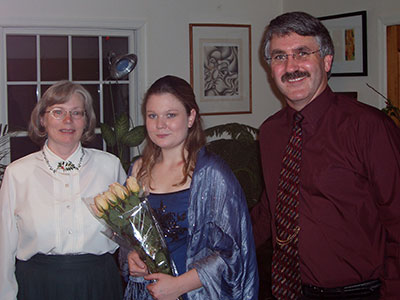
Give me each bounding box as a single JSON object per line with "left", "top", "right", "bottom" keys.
{"left": 94, "top": 193, "right": 109, "bottom": 212}
{"left": 126, "top": 176, "right": 140, "bottom": 194}
{"left": 109, "top": 182, "right": 129, "bottom": 200}
{"left": 104, "top": 190, "right": 118, "bottom": 206}
{"left": 90, "top": 203, "right": 104, "bottom": 217}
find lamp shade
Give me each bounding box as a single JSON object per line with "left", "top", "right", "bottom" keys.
{"left": 109, "top": 53, "right": 138, "bottom": 80}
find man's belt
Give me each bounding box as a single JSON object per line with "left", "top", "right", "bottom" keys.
{"left": 302, "top": 279, "right": 381, "bottom": 299}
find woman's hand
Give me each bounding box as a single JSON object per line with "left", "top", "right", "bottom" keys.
{"left": 145, "top": 273, "right": 182, "bottom": 300}
{"left": 144, "top": 268, "right": 202, "bottom": 300}
{"left": 128, "top": 250, "right": 148, "bottom": 277}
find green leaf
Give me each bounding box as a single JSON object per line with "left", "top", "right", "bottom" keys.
{"left": 108, "top": 209, "right": 127, "bottom": 227}
{"left": 127, "top": 194, "right": 141, "bottom": 207}
{"left": 123, "top": 201, "right": 135, "bottom": 211}
{"left": 122, "top": 125, "right": 146, "bottom": 147}
{"left": 115, "top": 113, "right": 130, "bottom": 142}
{"left": 205, "top": 123, "right": 258, "bottom": 141}
{"left": 122, "top": 161, "right": 131, "bottom": 173}
{"left": 100, "top": 123, "right": 116, "bottom": 147}
{"left": 206, "top": 137, "right": 263, "bottom": 209}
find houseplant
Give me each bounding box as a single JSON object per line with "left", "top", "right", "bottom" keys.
{"left": 205, "top": 122, "right": 271, "bottom": 300}
{"left": 205, "top": 122, "right": 263, "bottom": 210}
{"left": 0, "top": 124, "right": 10, "bottom": 186}
{"left": 366, "top": 83, "right": 400, "bottom": 126}
{"left": 100, "top": 113, "right": 146, "bottom": 172}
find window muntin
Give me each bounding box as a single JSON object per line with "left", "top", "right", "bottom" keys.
{"left": 2, "top": 28, "right": 136, "bottom": 162}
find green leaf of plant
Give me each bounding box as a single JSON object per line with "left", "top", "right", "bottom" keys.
{"left": 204, "top": 123, "right": 258, "bottom": 141}
{"left": 115, "top": 113, "right": 130, "bottom": 142}
{"left": 122, "top": 125, "right": 146, "bottom": 147}
{"left": 108, "top": 209, "right": 127, "bottom": 227}
{"left": 127, "top": 194, "right": 141, "bottom": 207}
{"left": 100, "top": 123, "right": 116, "bottom": 146}
{"left": 206, "top": 138, "right": 263, "bottom": 209}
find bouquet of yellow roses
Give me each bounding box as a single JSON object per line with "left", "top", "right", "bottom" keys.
{"left": 87, "top": 176, "right": 176, "bottom": 276}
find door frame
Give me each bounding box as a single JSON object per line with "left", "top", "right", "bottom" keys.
{"left": 378, "top": 16, "right": 400, "bottom": 108}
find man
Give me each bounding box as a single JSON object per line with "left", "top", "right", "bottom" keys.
{"left": 251, "top": 11, "right": 400, "bottom": 299}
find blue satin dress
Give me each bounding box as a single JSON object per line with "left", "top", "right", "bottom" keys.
{"left": 148, "top": 189, "right": 190, "bottom": 279}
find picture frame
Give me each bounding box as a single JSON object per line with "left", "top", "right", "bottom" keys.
{"left": 319, "top": 11, "right": 367, "bottom": 76}
{"left": 189, "top": 23, "right": 252, "bottom": 115}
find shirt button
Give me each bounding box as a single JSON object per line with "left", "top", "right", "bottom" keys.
{"left": 66, "top": 205, "right": 71, "bottom": 209}
{"left": 68, "top": 230, "right": 73, "bottom": 234}
{"left": 65, "top": 184, "right": 69, "bottom": 188}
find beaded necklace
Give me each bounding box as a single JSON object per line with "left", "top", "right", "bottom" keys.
{"left": 42, "top": 148, "right": 85, "bottom": 173}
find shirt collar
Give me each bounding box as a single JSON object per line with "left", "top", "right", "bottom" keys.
{"left": 285, "top": 86, "right": 333, "bottom": 131}
{"left": 42, "top": 142, "right": 84, "bottom": 173}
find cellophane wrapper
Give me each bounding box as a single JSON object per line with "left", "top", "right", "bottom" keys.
{"left": 85, "top": 186, "right": 178, "bottom": 276}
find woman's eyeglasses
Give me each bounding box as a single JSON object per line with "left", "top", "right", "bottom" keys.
{"left": 45, "top": 108, "right": 86, "bottom": 120}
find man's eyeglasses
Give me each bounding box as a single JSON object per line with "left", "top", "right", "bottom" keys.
{"left": 45, "top": 108, "right": 86, "bottom": 120}
{"left": 266, "top": 49, "right": 321, "bottom": 64}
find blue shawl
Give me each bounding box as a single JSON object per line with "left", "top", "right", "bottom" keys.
{"left": 123, "top": 147, "right": 259, "bottom": 300}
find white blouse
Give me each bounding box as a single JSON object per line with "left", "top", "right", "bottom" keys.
{"left": 0, "top": 143, "right": 127, "bottom": 300}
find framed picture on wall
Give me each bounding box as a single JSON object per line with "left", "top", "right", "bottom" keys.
{"left": 189, "top": 23, "right": 252, "bottom": 115}
{"left": 319, "top": 11, "right": 367, "bottom": 76}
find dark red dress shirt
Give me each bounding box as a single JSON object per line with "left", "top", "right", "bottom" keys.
{"left": 252, "top": 86, "right": 400, "bottom": 298}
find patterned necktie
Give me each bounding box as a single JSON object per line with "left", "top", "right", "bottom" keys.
{"left": 271, "top": 112, "right": 304, "bottom": 299}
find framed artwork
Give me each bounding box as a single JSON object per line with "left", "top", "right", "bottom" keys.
{"left": 319, "top": 11, "right": 367, "bottom": 76}
{"left": 189, "top": 23, "right": 252, "bottom": 115}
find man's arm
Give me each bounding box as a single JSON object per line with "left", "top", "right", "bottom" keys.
{"left": 366, "top": 117, "right": 400, "bottom": 298}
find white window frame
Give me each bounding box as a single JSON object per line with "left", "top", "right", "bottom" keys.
{"left": 0, "top": 19, "right": 146, "bottom": 165}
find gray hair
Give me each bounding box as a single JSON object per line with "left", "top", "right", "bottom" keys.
{"left": 263, "top": 11, "right": 334, "bottom": 68}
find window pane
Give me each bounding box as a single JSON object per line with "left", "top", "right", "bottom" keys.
{"left": 41, "top": 36, "right": 68, "bottom": 81}
{"left": 8, "top": 85, "right": 37, "bottom": 132}
{"left": 7, "top": 35, "right": 37, "bottom": 81}
{"left": 103, "top": 83, "right": 129, "bottom": 126}
{"left": 10, "top": 136, "right": 40, "bottom": 162}
{"left": 102, "top": 36, "right": 129, "bottom": 80}
{"left": 40, "top": 84, "right": 52, "bottom": 96}
{"left": 72, "top": 36, "right": 99, "bottom": 80}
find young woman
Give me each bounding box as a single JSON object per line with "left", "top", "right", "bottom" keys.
{"left": 0, "top": 80, "right": 126, "bottom": 300}
{"left": 123, "top": 75, "right": 258, "bottom": 300}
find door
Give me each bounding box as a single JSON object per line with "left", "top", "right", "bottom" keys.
{"left": 386, "top": 25, "right": 400, "bottom": 126}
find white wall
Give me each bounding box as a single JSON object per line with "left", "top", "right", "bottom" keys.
{"left": 0, "top": 0, "right": 282, "bottom": 130}
{"left": 282, "top": 0, "right": 400, "bottom": 109}
{"left": 1, "top": 0, "right": 399, "bottom": 133}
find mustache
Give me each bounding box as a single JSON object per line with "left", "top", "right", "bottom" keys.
{"left": 281, "top": 71, "right": 310, "bottom": 82}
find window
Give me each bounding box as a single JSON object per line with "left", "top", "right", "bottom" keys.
{"left": 1, "top": 25, "right": 140, "bottom": 162}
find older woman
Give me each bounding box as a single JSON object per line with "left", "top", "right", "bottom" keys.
{"left": 0, "top": 80, "right": 126, "bottom": 300}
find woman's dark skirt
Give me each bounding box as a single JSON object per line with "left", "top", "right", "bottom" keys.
{"left": 16, "top": 253, "right": 123, "bottom": 300}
